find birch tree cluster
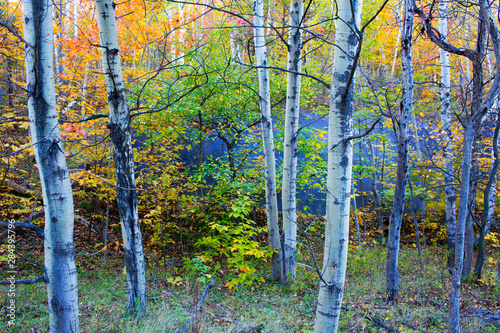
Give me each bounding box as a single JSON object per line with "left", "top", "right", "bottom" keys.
{"left": 0, "top": 0, "right": 499, "bottom": 332}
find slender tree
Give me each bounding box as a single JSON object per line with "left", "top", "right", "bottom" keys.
{"left": 22, "top": 0, "right": 79, "bottom": 331}
{"left": 253, "top": 0, "right": 284, "bottom": 282}
{"left": 95, "top": 0, "right": 147, "bottom": 314}
{"left": 438, "top": 0, "right": 456, "bottom": 268}
{"left": 282, "top": 0, "right": 304, "bottom": 281}
{"left": 367, "top": 138, "right": 384, "bottom": 244}
{"left": 386, "top": 0, "right": 414, "bottom": 303}
{"left": 314, "top": 0, "right": 363, "bottom": 330}
{"left": 474, "top": 120, "right": 500, "bottom": 279}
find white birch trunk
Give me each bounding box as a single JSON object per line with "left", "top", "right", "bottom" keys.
{"left": 487, "top": 104, "right": 498, "bottom": 226}
{"left": 386, "top": 0, "right": 414, "bottom": 303}
{"left": 282, "top": 0, "right": 304, "bottom": 281}
{"left": 411, "top": 113, "right": 421, "bottom": 161}
{"left": 22, "top": 0, "right": 79, "bottom": 331}
{"left": 73, "top": 0, "right": 80, "bottom": 38}
{"left": 368, "top": 139, "right": 384, "bottom": 244}
{"left": 438, "top": 0, "right": 457, "bottom": 268}
{"left": 313, "top": 0, "right": 362, "bottom": 330}
{"left": 253, "top": 0, "right": 284, "bottom": 282}
{"left": 486, "top": 84, "right": 499, "bottom": 230}
{"left": 54, "top": 0, "right": 64, "bottom": 83}
{"left": 170, "top": 3, "right": 186, "bottom": 65}
{"left": 95, "top": 0, "right": 147, "bottom": 314}
{"left": 230, "top": 30, "right": 241, "bottom": 62}
{"left": 351, "top": 183, "right": 361, "bottom": 245}
{"left": 389, "top": 0, "right": 402, "bottom": 77}
{"left": 411, "top": 105, "right": 427, "bottom": 247}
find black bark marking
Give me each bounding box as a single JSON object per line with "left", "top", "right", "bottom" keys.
{"left": 318, "top": 310, "right": 336, "bottom": 318}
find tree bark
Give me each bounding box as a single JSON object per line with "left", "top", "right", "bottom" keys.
{"left": 95, "top": 0, "right": 147, "bottom": 314}
{"left": 313, "top": 0, "right": 362, "bottom": 330}
{"left": 411, "top": 113, "right": 427, "bottom": 243}
{"left": 352, "top": 184, "right": 361, "bottom": 246}
{"left": 22, "top": 0, "right": 79, "bottom": 331}
{"left": 253, "top": 0, "right": 284, "bottom": 282}
{"left": 54, "top": 0, "right": 65, "bottom": 84}
{"left": 438, "top": 0, "right": 456, "bottom": 269}
{"left": 474, "top": 120, "right": 500, "bottom": 279}
{"left": 368, "top": 139, "right": 384, "bottom": 244}
{"left": 463, "top": 158, "right": 478, "bottom": 277}
{"left": 386, "top": 0, "right": 414, "bottom": 304}
{"left": 282, "top": 0, "right": 304, "bottom": 282}
{"left": 409, "top": 180, "right": 424, "bottom": 270}
{"left": 450, "top": 120, "right": 476, "bottom": 332}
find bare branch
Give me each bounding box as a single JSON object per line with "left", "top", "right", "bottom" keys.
{"left": 0, "top": 276, "right": 45, "bottom": 285}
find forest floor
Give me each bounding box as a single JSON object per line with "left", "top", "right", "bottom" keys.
{"left": 1, "top": 219, "right": 499, "bottom": 333}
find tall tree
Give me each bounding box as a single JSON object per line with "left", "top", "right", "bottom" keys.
{"left": 417, "top": 0, "right": 500, "bottom": 330}
{"left": 22, "top": 0, "right": 79, "bottom": 331}
{"left": 282, "top": 0, "right": 304, "bottom": 281}
{"left": 314, "top": 0, "right": 363, "bottom": 330}
{"left": 253, "top": 0, "right": 284, "bottom": 282}
{"left": 474, "top": 120, "right": 500, "bottom": 279}
{"left": 95, "top": 0, "right": 147, "bottom": 314}
{"left": 367, "top": 138, "right": 384, "bottom": 244}
{"left": 386, "top": 0, "right": 414, "bottom": 303}
{"left": 438, "top": 0, "right": 456, "bottom": 269}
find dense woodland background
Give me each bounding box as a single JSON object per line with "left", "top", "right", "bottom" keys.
{"left": 0, "top": 0, "right": 499, "bottom": 332}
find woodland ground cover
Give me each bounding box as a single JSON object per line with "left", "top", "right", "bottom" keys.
{"left": 1, "top": 212, "right": 498, "bottom": 332}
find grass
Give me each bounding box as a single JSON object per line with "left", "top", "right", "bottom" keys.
{"left": 1, "top": 242, "right": 499, "bottom": 332}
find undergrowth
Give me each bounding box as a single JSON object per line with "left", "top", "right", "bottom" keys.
{"left": 1, "top": 244, "right": 498, "bottom": 332}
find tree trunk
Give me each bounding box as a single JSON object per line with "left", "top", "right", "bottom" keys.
{"left": 22, "top": 0, "right": 79, "bottom": 331}
{"left": 463, "top": 159, "right": 478, "bottom": 277}
{"left": 450, "top": 120, "right": 477, "bottom": 332}
{"left": 386, "top": 0, "right": 414, "bottom": 304}
{"left": 352, "top": 184, "right": 361, "bottom": 246}
{"left": 313, "top": 0, "right": 362, "bottom": 330}
{"left": 282, "top": 0, "right": 304, "bottom": 282}
{"left": 54, "top": 0, "right": 64, "bottom": 84}
{"left": 486, "top": 101, "right": 498, "bottom": 226}
{"left": 95, "top": 0, "right": 147, "bottom": 314}
{"left": 409, "top": 180, "right": 424, "bottom": 271}
{"left": 253, "top": 0, "right": 284, "bottom": 282}
{"left": 368, "top": 139, "right": 384, "bottom": 244}
{"left": 439, "top": 0, "right": 456, "bottom": 268}
{"left": 411, "top": 113, "right": 427, "bottom": 241}
{"left": 474, "top": 120, "right": 500, "bottom": 279}
{"left": 438, "top": 0, "right": 457, "bottom": 269}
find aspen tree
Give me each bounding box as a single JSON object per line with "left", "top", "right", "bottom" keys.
{"left": 367, "top": 139, "right": 384, "bottom": 244}
{"left": 282, "top": 0, "right": 304, "bottom": 281}
{"left": 385, "top": 0, "right": 414, "bottom": 303}
{"left": 438, "top": 0, "right": 456, "bottom": 268}
{"left": 95, "top": 0, "right": 147, "bottom": 314}
{"left": 314, "top": 0, "right": 362, "bottom": 329}
{"left": 253, "top": 0, "right": 284, "bottom": 282}
{"left": 22, "top": 0, "right": 79, "bottom": 331}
